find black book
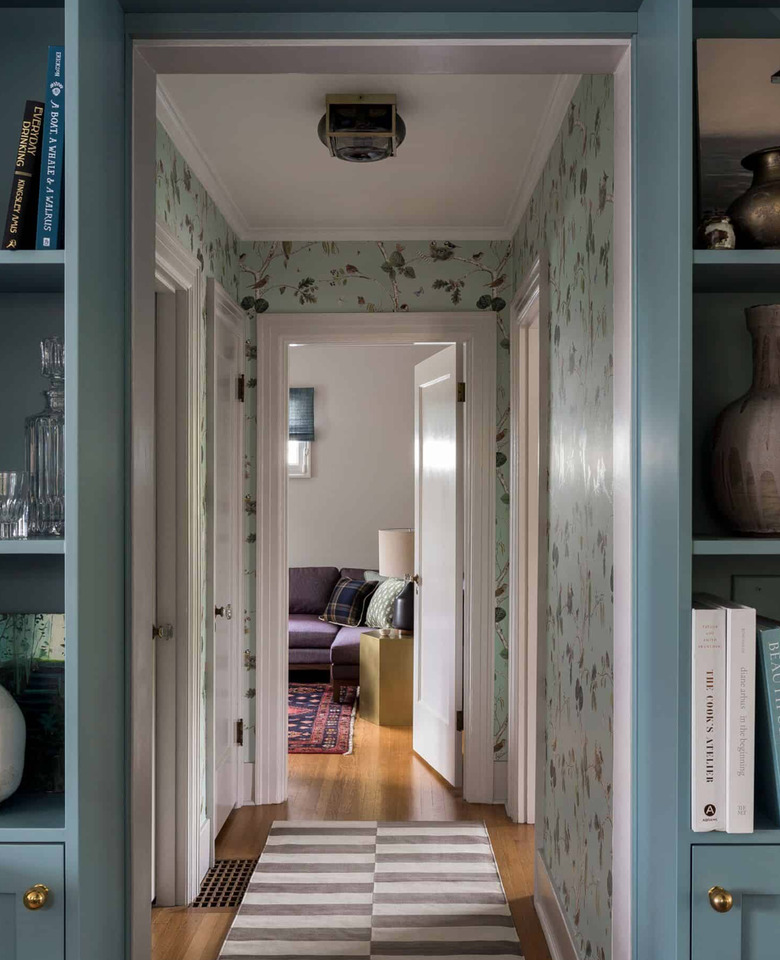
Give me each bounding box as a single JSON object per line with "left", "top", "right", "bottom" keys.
{"left": 3, "top": 99, "right": 45, "bottom": 250}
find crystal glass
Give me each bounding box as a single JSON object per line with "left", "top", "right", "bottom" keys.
{"left": 25, "top": 337, "right": 65, "bottom": 538}
{"left": 0, "top": 471, "right": 28, "bottom": 539}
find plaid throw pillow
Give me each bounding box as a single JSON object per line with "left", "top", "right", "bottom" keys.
{"left": 319, "top": 578, "right": 378, "bottom": 627}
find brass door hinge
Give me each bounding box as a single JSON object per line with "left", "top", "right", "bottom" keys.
{"left": 152, "top": 623, "right": 173, "bottom": 641}
{"left": 457, "top": 382, "right": 466, "bottom": 403}
{"left": 237, "top": 374, "right": 245, "bottom": 402}
{"left": 236, "top": 718, "right": 244, "bottom": 746}
{"left": 456, "top": 709, "right": 464, "bottom": 732}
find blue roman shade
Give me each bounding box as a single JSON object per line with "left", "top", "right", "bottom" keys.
{"left": 289, "top": 387, "right": 315, "bottom": 442}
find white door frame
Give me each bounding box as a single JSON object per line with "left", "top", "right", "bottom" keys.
{"left": 254, "top": 312, "right": 496, "bottom": 805}
{"left": 205, "top": 277, "right": 247, "bottom": 845}
{"left": 132, "top": 219, "right": 204, "bottom": 912}
{"left": 507, "top": 254, "right": 549, "bottom": 825}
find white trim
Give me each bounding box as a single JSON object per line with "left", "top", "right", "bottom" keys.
{"left": 534, "top": 851, "right": 580, "bottom": 960}
{"left": 206, "top": 278, "right": 247, "bottom": 840}
{"left": 612, "top": 44, "right": 633, "bottom": 960}
{"left": 242, "top": 762, "right": 255, "bottom": 804}
{"left": 505, "top": 76, "right": 581, "bottom": 238}
{"left": 254, "top": 312, "right": 496, "bottom": 805}
{"left": 492, "top": 760, "right": 508, "bottom": 804}
{"left": 244, "top": 226, "right": 513, "bottom": 241}
{"left": 507, "top": 254, "right": 549, "bottom": 826}
{"left": 154, "top": 220, "right": 205, "bottom": 906}
{"left": 157, "top": 79, "right": 250, "bottom": 241}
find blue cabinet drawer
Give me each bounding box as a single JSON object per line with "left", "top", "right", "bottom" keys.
{"left": 692, "top": 845, "right": 780, "bottom": 960}
{"left": 0, "top": 844, "right": 64, "bottom": 959}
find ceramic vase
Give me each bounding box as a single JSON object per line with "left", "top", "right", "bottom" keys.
{"left": 727, "top": 147, "right": 780, "bottom": 248}
{"left": 0, "top": 683, "right": 25, "bottom": 802}
{"left": 712, "top": 304, "right": 780, "bottom": 533}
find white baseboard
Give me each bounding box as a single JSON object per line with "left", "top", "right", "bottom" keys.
{"left": 534, "top": 850, "right": 579, "bottom": 960}
{"left": 241, "top": 761, "right": 255, "bottom": 805}
{"left": 198, "top": 818, "right": 212, "bottom": 882}
{"left": 493, "top": 759, "right": 508, "bottom": 804}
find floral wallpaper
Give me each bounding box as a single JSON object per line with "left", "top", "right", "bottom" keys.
{"left": 513, "top": 75, "right": 614, "bottom": 959}
{"left": 157, "top": 122, "right": 242, "bottom": 819}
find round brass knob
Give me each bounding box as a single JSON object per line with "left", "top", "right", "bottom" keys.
{"left": 23, "top": 884, "right": 50, "bottom": 911}
{"left": 708, "top": 885, "right": 733, "bottom": 913}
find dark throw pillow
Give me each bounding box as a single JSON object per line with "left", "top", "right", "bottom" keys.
{"left": 319, "top": 577, "right": 378, "bottom": 627}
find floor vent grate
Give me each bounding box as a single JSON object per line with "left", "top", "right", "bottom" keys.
{"left": 190, "top": 858, "right": 257, "bottom": 908}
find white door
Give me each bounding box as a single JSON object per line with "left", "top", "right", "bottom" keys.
{"left": 207, "top": 279, "right": 245, "bottom": 844}
{"left": 413, "top": 343, "right": 463, "bottom": 787}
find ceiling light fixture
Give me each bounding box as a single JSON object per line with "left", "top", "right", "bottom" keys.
{"left": 318, "top": 94, "right": 406, "bottom": 163}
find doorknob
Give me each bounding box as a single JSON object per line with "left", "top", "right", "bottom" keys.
{"left": 708, "top": 885, "right": 734, "bottom": 913}
{"left": 215, "top": 604, "right": 232, "bottom": 620}
{"left": 23, "top": 884, "right": 49, "bottom": 910}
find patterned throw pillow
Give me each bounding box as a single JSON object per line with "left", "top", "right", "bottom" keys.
{"left": 319, "top": 578, "right": 378, "bottom": 627}
{"left": 365, "top": 577, "right": 406, "bottom": 629}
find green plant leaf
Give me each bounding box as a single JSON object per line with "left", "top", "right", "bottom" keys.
{"left": 496, "top": 451, "right": 507, "bottom": 468}
{"left": 402, "top": 266, "right": 416, "bottom": 279}
{"left": 476, "top": 294, "right": 493, "bottom": 310}
{"left": 240, "top": 296, "right": 255, "bottom": 311}
{"left": 254, "top": 298, "right": 269, "bottom": 313}
{"left": 491, "top": 297, "right": 507, "bottom": 312}
{"left": 389, "top": 250, "right": 405, "bottom": 268}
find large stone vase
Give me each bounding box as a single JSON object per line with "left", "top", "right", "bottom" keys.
{"left": 0, "top": 683, "right": 25, "bottom": 802}
{"left": 712, "top": 304, "right": 780, "bottom": 534}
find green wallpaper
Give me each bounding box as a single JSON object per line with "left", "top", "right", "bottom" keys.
{"left": 513, "top": 75, "right": 615, "bottom": 960}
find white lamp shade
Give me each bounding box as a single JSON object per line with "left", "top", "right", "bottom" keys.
{"left": 378, "top": 528, "right": 414, "bottom": 579}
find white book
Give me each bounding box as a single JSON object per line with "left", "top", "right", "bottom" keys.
{"left": 699, "top": 595, "right": 756, "bottom": 833}
{"left": 692, "top": 598, "right": 726, "bottom": 831}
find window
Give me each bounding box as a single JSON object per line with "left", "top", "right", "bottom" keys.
{"left": 288, "top": 387, "right": 314, "bottom": 479}
{"left": 288, "top": 440, "right": 311, "bottom": 479}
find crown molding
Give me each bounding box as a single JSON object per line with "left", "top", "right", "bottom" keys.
{"left": 156, "top": 79, "right": 250, "bottom": 240}
{"left": 242, "top": 226, "right": 512, "bottom": 241}
{"left": 504, "top": 73, "right": 582, "bottom": 240}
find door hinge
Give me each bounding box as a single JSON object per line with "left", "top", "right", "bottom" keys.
{"left": 457, "top": 382, "right": 466, "bottom": 403}
{"left": 236, "top": 718, "right": 244, "bottom": 746}
{"left": 456, "top": 709, "right": 464, "bottom": 732}
{"left": 237, "top": 374, "right": 245, "bottom": 402}
{"left": 152, "top": 623, "right": 173, "bottom": 641}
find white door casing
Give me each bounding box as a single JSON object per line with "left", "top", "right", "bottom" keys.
{"left": 150, "top": 222, "right": 204, "bottom": 907}
{"left": 206, "top": 278, "right": 246, "bottom": 844}
{"left": 413, "top": 345, "right": 464, "bottom": 787}
{"left": 254, "top": 312, "right": 495, "bottom": 804}
{"left": 507, "top": 255, "right": 549, "bottom": 825}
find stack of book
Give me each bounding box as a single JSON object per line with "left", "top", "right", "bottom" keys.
{"left": 2, "top": 45, "right": 64, "bottom": 251}
{"left": 691, "top": 595, "right": 780, "bottom": 833}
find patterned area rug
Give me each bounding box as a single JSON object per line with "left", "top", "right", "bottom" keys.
{"left": 288, "top": 683, "right": 357, "bottom": 755}
{"left": 218, "top": 820, "right": 524, "bottom": 958}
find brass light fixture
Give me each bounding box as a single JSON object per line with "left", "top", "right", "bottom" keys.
{"left": 318, "top": 94, "right": 406, "bottom": 163}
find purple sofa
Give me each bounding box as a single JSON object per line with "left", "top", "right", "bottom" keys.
{"left": 289, "top": 566, "right": 368, "bottom": 698}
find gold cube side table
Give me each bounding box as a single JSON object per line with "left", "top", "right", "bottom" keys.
{"left": 359, "top": 630, "right": 414, "bottom": 726}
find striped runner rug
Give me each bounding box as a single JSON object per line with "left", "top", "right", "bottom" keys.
{"left": 218, "top": 820, "right": 524, "bottom": 958}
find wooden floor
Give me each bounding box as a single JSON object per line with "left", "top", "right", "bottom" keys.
{"left": 151, "top": 718, "right": 551, "bottom": 960}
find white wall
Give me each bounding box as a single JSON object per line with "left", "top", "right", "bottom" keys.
{"left": 288, "top": 343, "right": 439, "bottom": 570}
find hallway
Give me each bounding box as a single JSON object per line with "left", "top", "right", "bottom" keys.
{"left": 151, "top": 719, "right": 551, "bottom": 960}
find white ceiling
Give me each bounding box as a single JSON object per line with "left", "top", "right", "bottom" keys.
{"left": 157, "top": 72, "right": 576, "bottom": 240}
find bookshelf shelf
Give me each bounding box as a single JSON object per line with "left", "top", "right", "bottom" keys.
{"left": 0, "top": 539, "right": 64, "bottom": 555}
{"left": 0, "top": 792, "right": 65, "bottom": 843}
{"left": 692, "top": 538, "right": 780, "bottom": 556}
{"left": 0, "top": 250, "right": 64, "bottom": 292}
{"left": 693, "top": 250, "right": 780, "bottom": 293}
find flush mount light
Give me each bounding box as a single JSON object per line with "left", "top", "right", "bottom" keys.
{"left": 318, "top": 94, "right": 406, "bottom": 163}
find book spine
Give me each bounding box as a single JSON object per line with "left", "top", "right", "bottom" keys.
{"left": 692, "top": 606, "right": 726, "bottom": 831}
{"left": 757, "top": 628, "right": 780, "bottom": 826}
{"left": 725, "top": 606, "right": 756, "bottom": 833}
{"left": 36, "top": 46, "right": 65, "bottom": 250}
{"left": 3, "top": 100, "right": 45, "bottom": 250}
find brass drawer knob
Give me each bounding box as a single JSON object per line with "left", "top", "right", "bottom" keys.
{"left": 23, "top": 884, "right": 50, "bottom": 911}
{"left": 708, "top": 885, "right": 734, "bottom": 913}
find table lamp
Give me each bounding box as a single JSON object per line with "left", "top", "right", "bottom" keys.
{"left": 378, "top": 528, "right": 415, "bottom": 633}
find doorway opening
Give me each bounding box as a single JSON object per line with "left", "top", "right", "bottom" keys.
{"left": 130, "top": 34, "right": 633, "bottom": 960}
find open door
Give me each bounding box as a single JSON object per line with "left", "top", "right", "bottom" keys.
{"left": 206, "top": 279, "right": 245, "bottom": 850}
{"left": 413, "top": 343, "right": 463, "bottom": 787}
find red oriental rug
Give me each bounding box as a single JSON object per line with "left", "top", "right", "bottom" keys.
{"left": 287, "top": 683, "right": 357, "bottom": 754}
